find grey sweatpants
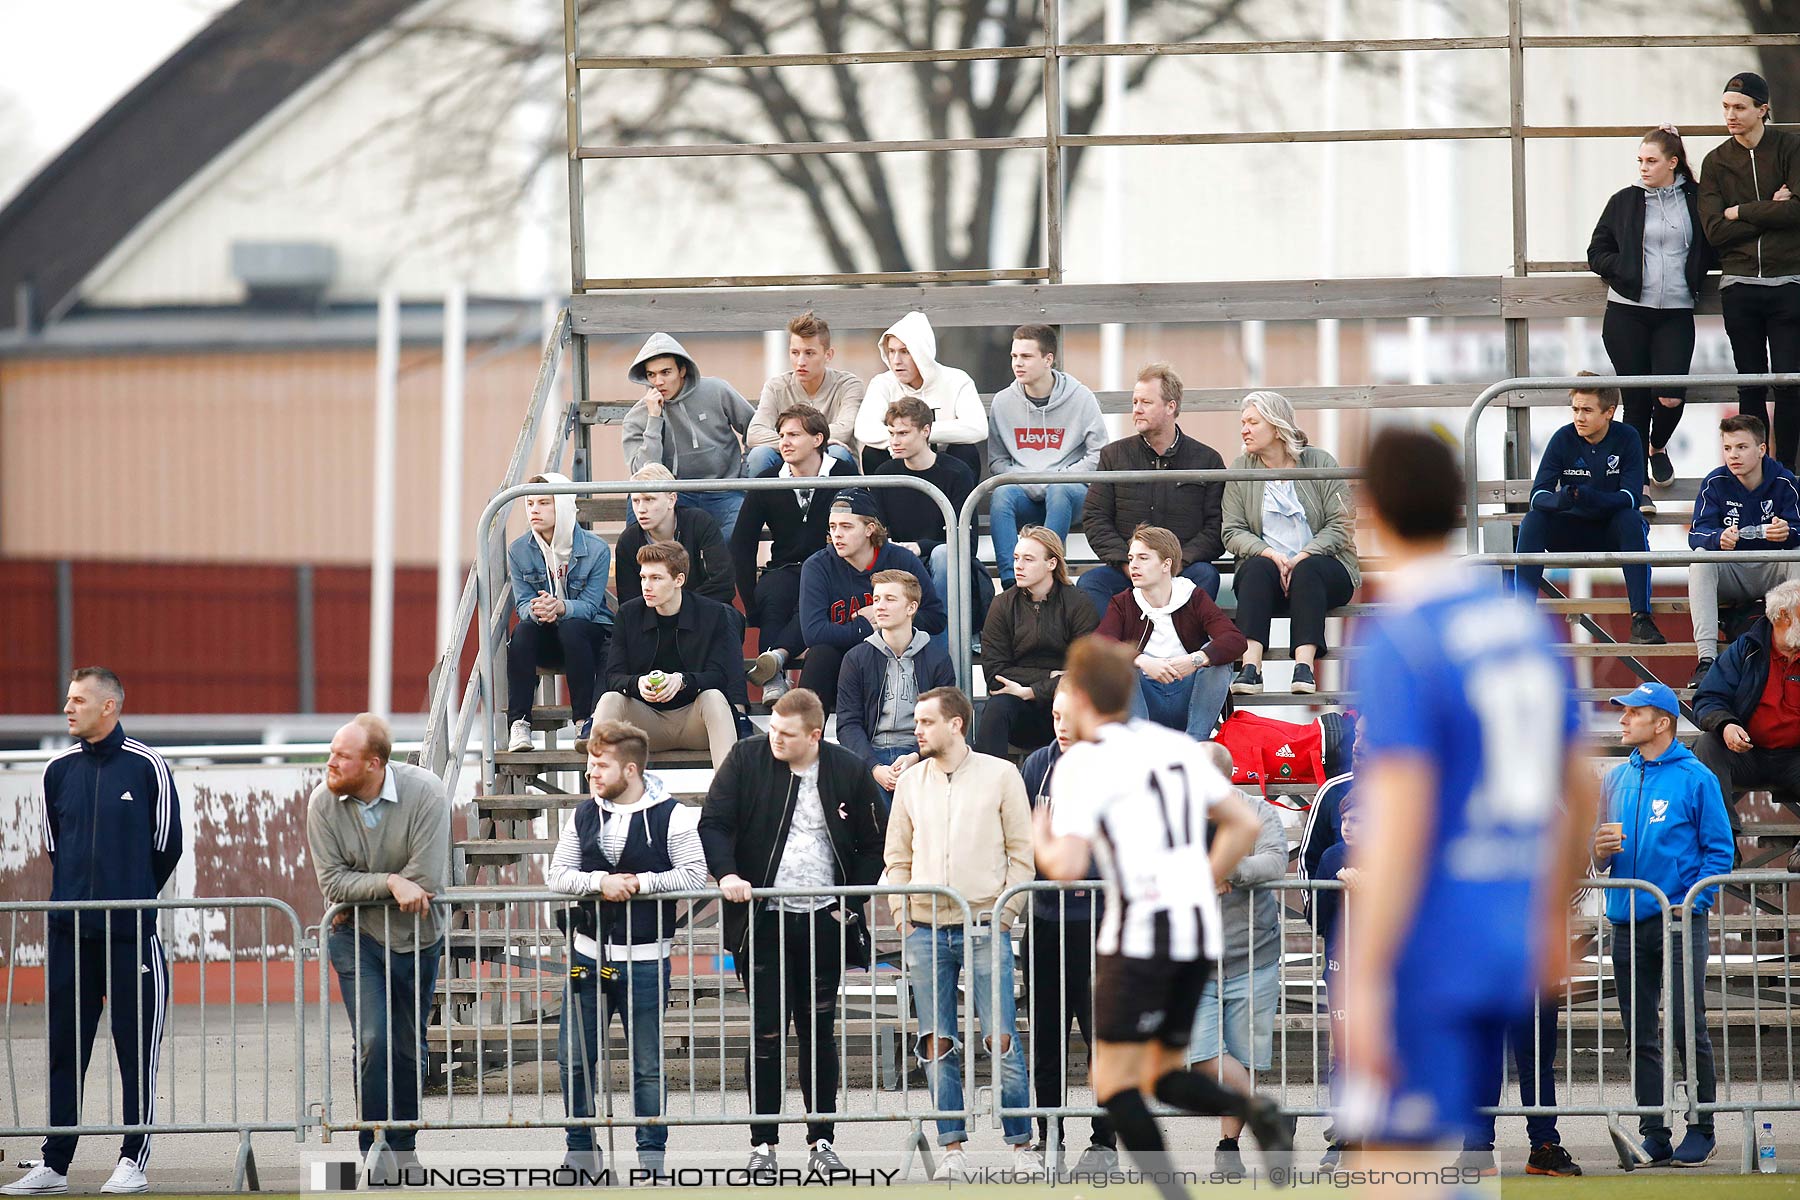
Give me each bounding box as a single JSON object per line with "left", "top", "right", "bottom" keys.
{"left": 1687, "top": 558, "right": 1800, "bottom": 656}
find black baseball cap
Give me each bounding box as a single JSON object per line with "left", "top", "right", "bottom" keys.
{"left": 830, "top": 488, "right": 882, "bottom": 519}
{"left": 1725, "top": 72, "right": 1770, "bottom": 107}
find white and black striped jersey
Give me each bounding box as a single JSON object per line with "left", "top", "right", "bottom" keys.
{"left": 1049, "top": 719, "right": 1231, "bottom": 962}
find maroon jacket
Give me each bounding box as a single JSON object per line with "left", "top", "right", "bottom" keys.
{"left": 1096, "top": 583, "right": 1247, "bottom": 666}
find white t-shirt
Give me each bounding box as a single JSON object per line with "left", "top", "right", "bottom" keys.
{"left": 1050, "top": 719, "right": 1231, "bottom": 962}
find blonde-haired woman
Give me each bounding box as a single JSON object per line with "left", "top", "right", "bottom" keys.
{"left": 1221, "top": 391, "right": 1359, "bottom": 694}
{"left": 975, "top": 525, "right": 1098, "bottom": 756}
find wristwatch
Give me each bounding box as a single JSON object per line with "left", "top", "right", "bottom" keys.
{"left": 1190, "top": 651, "right": 1208, "bottom": 669}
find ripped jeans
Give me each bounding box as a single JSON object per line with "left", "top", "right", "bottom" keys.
{"left": 903, "top": 923, "right": 1032, "bottom": 1146}
{"left": 743, "top": 905, "right": 843, "bottom": 1148}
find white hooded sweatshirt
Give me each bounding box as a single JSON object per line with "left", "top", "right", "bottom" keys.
{"left": 531, "top": 471, "right": 578, "bottom": 600}
{"left": 853, "top": 311, "right": 988, "bottom": 452}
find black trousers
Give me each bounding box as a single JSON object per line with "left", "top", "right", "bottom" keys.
{"left": 974, "top": 693, "right": 1054, "bottom": 759}
{"left": 742, "top": 906, "right": 843, "bottom": 1148}
{"left": 1602, "top": 301, "right": 1696, "bottom": 455}
{"left": 1026, "top": 917, "right": 1114, "bottom": 1150}
{"left": 43, "top": 923, "right": 167, "bottom": 1175}
{"left": 1722, "top": 281, "right": 1800, "bottom": 469}
{"left": 1613, "top": 915, "right": 1716, "bottom": 1139}
{"left": 796, "top": 644, "right": 848, "bottom": 714}
{"left": 1232, "top": 553, "right": 1355, "bottom": 653}
{"left": 750, "top": 564, "right": 806, "bottom": 657}
{"left": 505, "top": 617, "right": 609, "bottom": 725}
{"left": 1692, "top": 729, "right": 1800, "bottom": 813}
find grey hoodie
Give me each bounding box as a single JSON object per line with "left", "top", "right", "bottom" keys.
{"left": 986, "top": 369, "right": 1108, "bottom": 498}
{"left": 871, "top": 628, "right": 929, "bottom": 747}
{"left": 622, "top": 333, "right": 755, "bottom": 480}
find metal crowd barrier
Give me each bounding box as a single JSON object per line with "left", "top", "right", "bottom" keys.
{"left": 0, "top": 898, "right": 308, "bottom": 1191}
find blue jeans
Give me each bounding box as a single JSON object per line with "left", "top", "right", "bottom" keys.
{"left": 326, "top": 927, "right": 445, "bottom": 1153}
{"left": 869, "top": 744, "right": 913, "bottom": 810}
{"left": 746, "top": 443, "right": 857, "bottom": 476}
{"left": 677, "top": 488, "right": 745, "bottom": 541}
{"left": 1512, "top": 507, "right": 1651, "bottom": 613}
{"left": 1187, "top": 955, "right": 1280, "bottom": 1072}
{"left": 903, "top": 924, "right": 1032, "bottom": 1146}
{"left": 991, "top": 484, "right": 1086, "bottom": 587}
{"left": 1130, "top": 663, "right": 1233, "bottom": 740}
{"left": 1463, "top": 999, "right": 1562, "bottom": 1150}
{"left": 560, "top": 953, "right": 673, "bottom": 1153}
{"left": 1077, "top": 560, "right": 1222, "bottom": 618}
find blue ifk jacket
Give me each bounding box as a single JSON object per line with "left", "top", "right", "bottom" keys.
{"left": 1528, "top": 422, "right": 1645, "bottom": 520}
{"left": 1688, "top": 456, "right": 1800, "bottom": 551}
{"left": 1597, "top": 739, "right": 1734, "bottom": 922}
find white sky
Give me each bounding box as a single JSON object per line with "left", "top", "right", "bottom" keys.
{"left": 0, "top": 0, "right": 228, "bottom": 204}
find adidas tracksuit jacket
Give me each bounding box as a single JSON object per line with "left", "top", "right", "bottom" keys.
{"left": 40, "top": 721, "right": 183, "bottom": 1175}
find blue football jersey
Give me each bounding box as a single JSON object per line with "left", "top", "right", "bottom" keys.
{"left": 1352, "top": 558, "right": 1578, "bottom": 1010}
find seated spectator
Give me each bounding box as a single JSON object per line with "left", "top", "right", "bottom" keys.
{"left": 798, "top": 490, "right": 944, "bottom": 714}
{"left": 1510, "top": 375, "right": 1665, "bottom": 645}
{"left": 617, "top": 464, "right": 735, "bottom": 608}
{"left": 836, "top": 570, "right": 955, "bottom": 804}
{"left": 595, "top": 542, "right": 743, "bottom": 769}
{"left": 507, "top": 473, "right": 613, "bottom": 750}
{"left": 1095, "top": 525, "right": 1244, "bottom": 741}
{"left": 1687, "top": 415, "right": 1800, "bottom": 687}
{"left": 976, "top": 527, "right": 1098, "bottom": 758}
{"left": 622, "top": 333, "right": 754, "bottom": 538}
{"left": 1078, "top": 362, "right": 1227, "bottom": 617}
{"left": 986, "top": 324, "right": 1107, "bottom": 589}
{"left": 873, "top": 397, "right": 978, "bottom": 613}
{"left": 853, "top": 312, "right": 987, "bottom": 478}
{"left": 731, "top": 404, "right": 848, "bottom": 701}
{"left": 1187, "top": 741, "right": 1289, "bottom": 1176}
{"left": 1223, "top": 391, "right": 1359, "bottom": 695}
{"left": 746, "top": 311, "right": 862, "bottom": 475}
{"left": 1692, "top": 579, "right": 1800, "bottom": 820}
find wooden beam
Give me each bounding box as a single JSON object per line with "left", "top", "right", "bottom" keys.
{"left": 1502, "top": 274, "right": 1723, "bottom": 318}
{"left": 579, "top": 268, "right": 1044, "bottom": 290}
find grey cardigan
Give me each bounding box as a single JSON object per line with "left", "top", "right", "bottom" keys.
{"left": 1221, "top": 445, "right": 1360, "bottom": 588}
{"left": 306, "top": 761, "right": 452, "bottom": 952}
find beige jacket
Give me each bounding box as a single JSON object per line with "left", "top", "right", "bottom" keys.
{"left": 883, "top": 749, "right": 1035, "bottom": 929}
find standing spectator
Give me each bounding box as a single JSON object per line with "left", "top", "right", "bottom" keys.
{"left": 1097, "top": 525, "right": 1245, "bottom": 740}
{"left": 1079, "top": 362, "right": 1228, "bottom": 616}
{"left": 548, "top": 722, "right": 706, "bottom": 1179}
{"left": 1589, "top": 125, "right": 1714, "bottom": 486}
{"left": 596, "top": 542, "right": 743, "bottom": 769}
{"left": 835, "top": 570, "right": 955, "bottom": 804}
{"left": 1223, "top": 390, "right": 1359, "bottom": 695}
{"left": 732, "top": 404, "right": 848, "bottom": 702}
{"left": 746, "top": 311, "right": 863, "bottom": 474}
{"left": 621, "top": 333, "right": 755, "bottom": 537}
{"left": 1509, "top": 376, "right": 1666, "bottom": 645}
{"left": 1018, "top": 686, "right": 1117, "bottom": 1176}
{"left": 853, "top": 312, "right": 988, "bottom": 477}
{"left": 884, "top": 688, "right": 1041, "bottom": 1180}
{"left": 698, "top": 690, "right": 887, "bottom": 1178}
{"left": 616, "top": 464, "right": 735, "bottom": 608}
{"left": 1687, "top": 414, "right": 1800, "bottom": 687}
{"left": 1454, "top": 1005, "right": 1581, "bottom": 1177}
{"left": 873, "top": 397, "right": 979, "bottom": 619}
{"left": 1187, "top": 742, "right": 1289, "bottom": 1176}
{"left": 1692, "top": 579, "right": 1800, "bottom": 819}
{"left": 1310, "top": 792, "right": 1359, "bottom": 1173}
{"left": 977, "top": 527, "right": 1098, "bottom": 758}
{"left": 986, "top": 325, "right": 1107, "bottom": 589}
{"left": 1699, "top": 71, "right": 1800, "bottom": 469}
{"left": 797, "top": 490, "right": 945, "bottom": 714}
{"left": 506, "top": 473, "right": 613, "bottom": 751}
{"left": 306, "top": 715, "right": 450, "bottom": 1181}
{"left": 6, "top": 669, "right": 181, "bottom": 1198}
{"left": 1595, "top": 681, "right": 1735, "bottom": 1168}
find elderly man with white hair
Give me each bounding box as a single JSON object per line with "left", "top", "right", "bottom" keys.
{"left": 1693, "top": 577, "right": 1800, "bottom": 820}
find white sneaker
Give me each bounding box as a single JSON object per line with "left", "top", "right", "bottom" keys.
{"left": 747, "top": 648, "right": 788, "bottom": 685}
{"left": 1, "top": 1164, "right": 67, "bottom": 1195}
{"left": 1011, "top": 1146, "right": 1046, "bottom": 1178}
{"left": 933, "top": 1147, "right": 970, "bottom": 1182}
{"left": 507, "top": 718, "right": 534, "bottom": 752}
{"left": 100, "top": 1160, "right": 147, "bottom": 1194}
{"left": 761, "top": 673, "right": 791, "bottom": 702}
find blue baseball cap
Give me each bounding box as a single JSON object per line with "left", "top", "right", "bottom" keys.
{"left": 1608, "top": 681, "right": 1680, "bottom": 717}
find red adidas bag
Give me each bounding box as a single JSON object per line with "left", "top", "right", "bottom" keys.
{"left": 1213, "top": 710, "right": 1327, "bottom": 805}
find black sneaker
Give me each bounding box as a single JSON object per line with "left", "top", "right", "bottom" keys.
{"left": 746, "top": 1145, "right": 779, "bottom": 1179}
{"left": 1242, "top": 1096, "right": 1294, "bottom": 1182}
{"left": 1215, "top": 1138, "right": 1246, "bottom": 1175}
{"left": 1527, "top": 1143, "right": 1582, "bottom": 1176}
{"left": 1231, "top": 664, "right": 1264, "bottom": 695}
{"left": 1640, "top": 495, "right": 1659, "bottom": 516}
{"left": 1649, "top": 450, "right": 1674, "bottom": 487}
{"left": 807, "top": 1141, "right": 848, "bottom": 1178}
{"left": 1072, "top": 1144, "right": 1119, "bottom": 1177}
{"left": 1630, "top": 612, "right": 1667, "bottom": 645}
{"left": 1688, "top": 658, "right": 1714, "bottom": 691}
{"left": 1291, "top": 663, "right": 1316, "bottom": 694}
{"left": 1452, "top": 1147, "right": 1498, "bottom": 1177}
{"left": 1318, "top": 1143, "right": 1347, "bottom": 1172}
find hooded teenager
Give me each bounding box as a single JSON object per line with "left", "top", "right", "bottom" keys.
{"left": 622, "top": 332, "right": 756, "bottom": 537}
{"left": 853, "top": 311, "right": 988, "bottom": 476}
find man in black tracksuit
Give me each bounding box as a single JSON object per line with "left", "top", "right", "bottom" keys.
{"left": 8, "top": 669, "right": 182, "bottom": 1197}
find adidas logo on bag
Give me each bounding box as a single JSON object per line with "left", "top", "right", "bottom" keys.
{"left": 1274, "top": 744, "right": 1295, "bottom": 759}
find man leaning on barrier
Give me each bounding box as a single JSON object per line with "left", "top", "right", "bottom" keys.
{"left": 7, "top": 669, "right": 182, "bottom": 1198}
{"left": 306, "top": 714, "right": 450, "bottom": 1184}
{"left": 697, "top": 688, "right": 887, "bottom": 1178}
{"left": 548, "top": 720, "right": 706, "bottom": 1180}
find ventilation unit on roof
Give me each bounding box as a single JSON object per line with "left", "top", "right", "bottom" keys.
{"left": 230, "top": 240, "right": 337, "bottom": 308}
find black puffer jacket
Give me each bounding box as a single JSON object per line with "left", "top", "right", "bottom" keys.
{"left": 1588, "top": 178, "right": 1715, "bottom": 303}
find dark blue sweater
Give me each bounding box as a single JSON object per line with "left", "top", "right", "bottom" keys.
{"left": 798, "top": 542, "right": 946, "bottom": 651}
{"left": 1688, "top": 457, "right": 1800, "bottom": 551}
{"left": 44, "top": 723, "right": 183, "bottom": 938}
{"left": 1528, "top": 422, "right": 1644, "bottom": 519}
